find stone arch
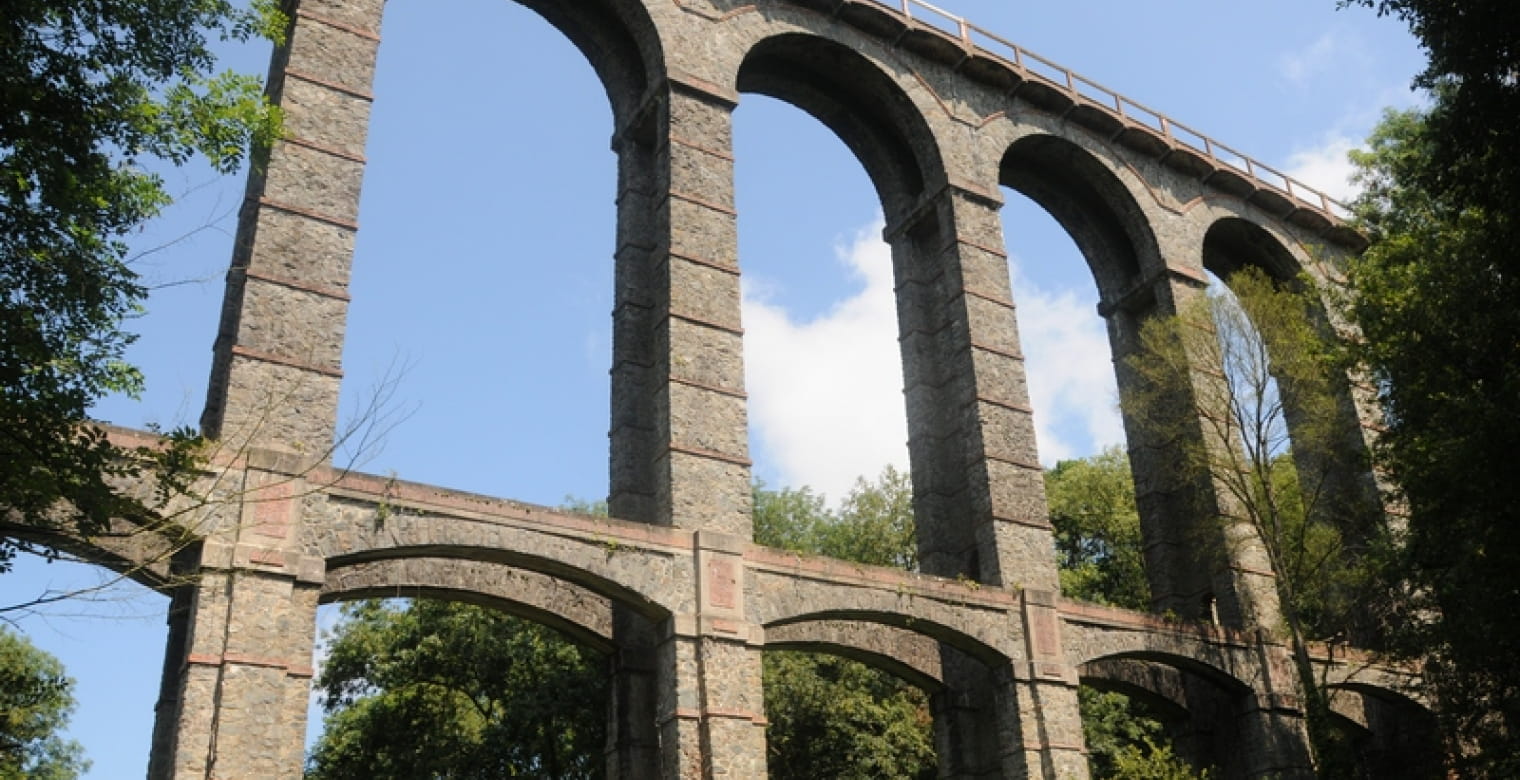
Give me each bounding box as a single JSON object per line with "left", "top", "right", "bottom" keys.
{"left": 747, "top": 562, "right": 1023, "bottom": 660}
{"left": 999, "top": 132, "right": 1208, "bottom": 621}
{"left": 482, "top": 0, "right": 662, "bottom": 125}
{"left": 1322, "top": 681, "right": 1443, "bottom": 778}
{"left": 1079, "top": 657, "right": 1191, "bottom": 721}
{"left": 764, "top": 606, "right": 1010, "bottom": 666}
{"left": 735, "top": 31, "right": 945, "bottom": 222}
{"left": 1079, "top": 649, "right": 1254, "bottom": 698}
{"left": 760, "top": 606, "right": 1045, "bottom": 778}
{"left": 322, "top": 540, "right": 679, "bottom": 621}
{"left": 999, "top": 133, "right": 1161, "bottom": 302}
{"left": 764, "top": 617, "right": 961, "bottom": 692}
{"left": 322, "top": 556, "right": 619, "bottom": 652}
{"left": 1324, "top": 680, "right": 1434, "bottom": 725}
{"left": 1080, "top": 649, "right": 1297, "bottom": 778}
{"left": 1202, "top": 216, "right": 1309, "bottom": 283}
{"left": 3, "top": 519, "right": 181, "bottom": 592}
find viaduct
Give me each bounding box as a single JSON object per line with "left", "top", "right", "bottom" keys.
{"left": 39, "top": 0, "right": 1441, "bottom": 776}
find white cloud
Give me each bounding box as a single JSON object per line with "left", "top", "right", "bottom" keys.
{"left": 1279, "top": 33, "right": 1337, "bottom": 85}
{"left": 1283, "top": 84, "right": 1426, "bottom": 205}
{"left": 743, "top": 222, "right": 1129, "bottom": 503}
{"left": 1278, "top": 32, "right": 1371, "bottom": 87}
{"left": 1008, "top": 263, "right": 1124, "bottom": 464}
{"left": 1284, "top": 132, "right": 1361, "bottom": 203}
{"left": 742, "top": 221, "right": 907, "bottom": 505}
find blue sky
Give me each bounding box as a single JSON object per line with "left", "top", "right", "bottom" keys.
{"left": 4, "top": 1, "right": 1425, "bottom": 775}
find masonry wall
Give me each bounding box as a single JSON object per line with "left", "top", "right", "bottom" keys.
{"left": 134, "top": 1, "right": 1394, "bottom": 778}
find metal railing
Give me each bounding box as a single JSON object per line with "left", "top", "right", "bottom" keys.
{"left": 875, "top": 0, "right": 1350, "bottom": 220}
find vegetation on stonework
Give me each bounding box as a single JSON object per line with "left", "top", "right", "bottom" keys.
{"left": 0, "top": 0, "right": 285, "bottom": 575}
{"left": 1337, "top": 1, "right": 1520, "bottom": 772}
{"left": 0, "top": 626, "right": 89, "bottom": 779}
{"left": 1122, "top": 267, "right": 1379, "bottom": 777}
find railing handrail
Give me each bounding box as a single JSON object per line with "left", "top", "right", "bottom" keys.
{"left": 880, "top": 0, "right": 1350, "bottom": 221}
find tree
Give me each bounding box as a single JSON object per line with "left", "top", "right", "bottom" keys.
{"left": 1339, "top": 0, "right": 1520, "bottom": 218}
{"left": 0, "top": 626, "right": 89, "bottom": 779}
{"left": 762, "top": 651, "right": 935, "bottom": 780}
{"left": 753, "top": 465, "right": 915, "bottom": 571}
{"left": 1348, "top": 105, "right": 1520, "bottom": 776}
{"left": 1046, "top": 447, "right": 1149, "bottom": 611}
{"left": 1106, "top": 737, "right": 1213, "bottom": 780}
{"left": 1123, "top": 266, "right": 1373, "bottom": 776}
{"left": 1, "top": 0, "right": 284, "bottom": 573}
{"left": 306, "top": 600, "right": 606, "bottom": 779}
{"left": 1078, "top": 685, "right": 1214, "bottom": 780}
{"left": 1045, "top": 452, "right": 1213, "bottom": 779}
{"left": 753, "top": 466, "right": 937, "bottom": 779}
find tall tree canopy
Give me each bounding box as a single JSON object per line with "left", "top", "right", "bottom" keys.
{"left": 1349, "top": 106, "right": 1520, "bottom": 775}
{"left": 1342, "top": 0, "right": 1520, "bottom": 213}
{"left": 0, "top": 626, "right": 88, "bottom": 779}
{"left": 1340, "top": 0, "right": 1520, "bottom": 772}
{"left": 0, "top": 0, "right": 283, "bottom": 571}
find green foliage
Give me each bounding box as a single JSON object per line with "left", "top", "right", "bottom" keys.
{"left": 1108, "top": 737, "right": 1211, "bottom": 780}
{"left": 753, "top": 481, "right": 831, "bottom": 556}
{"left": 1080, "top": 688, "right": 1215, "bottom": 779}
{"left": 824, "top": 466, "right": 917, "bottom": 570}
{"left": 1343, "top": 0, "right": 1520, "bottom": 770}
{"left": 306, "top": 600, "right": 606, "bottom": 780}
{"left": 0, "top": 0, "right": 283, "bottom": 571}
{"left": 752, "top": 467, "right": 936, "bottom": 777}
{"left": 0, "top": 626, "right": 89, "bottom": 779}
{"left": 1124, "top": 268, "right": 1370, "bottom": 641}
{"left": 1123, "top": 267, "right": 1376, "bottom": 776}
{"left": 1340, "top": 0, "right": 1520, "bottom": 215}
{"left": 1046, "top": 447, "right": 1149, "bottom": 610}
{"left": 754, "top": 465, "right": 917, "bottom": 570}
{"left": 1349, "top": 104, "right": 1520, "bottom": 775}
{"left": 762, "top": 651, "right": 935, "bottom": 780}
{"left": 1080, "top": 687, "right": 1164, "bottom": 778}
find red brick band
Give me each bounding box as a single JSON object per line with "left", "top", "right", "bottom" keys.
{"left": 231, "top": 345, "right": 344, "bottom": 378}
{"left": 283, "top": 68, "right": 375, "bottom": 102}
{"left": 244, "top": 269, "right": 351, "bottom": 302}
{"left": 295, "top": 9, "right": 381, "bottom": 42}
{"left": 256, "top": 196, "right": 360, "bottom": 231}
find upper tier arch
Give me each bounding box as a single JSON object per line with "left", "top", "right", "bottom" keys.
{"left": 498, "top": 0, "right": 662, "bottom": 124}
{"left": 999, "top": 132, "right": 1162, "bottom": 304}
{"left": 735, "top": 31, "right": 945, "bottom": 221}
